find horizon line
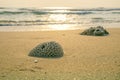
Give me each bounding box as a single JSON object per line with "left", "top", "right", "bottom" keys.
{"left": 0, "top": 6, "right": 120, "bottom": 9}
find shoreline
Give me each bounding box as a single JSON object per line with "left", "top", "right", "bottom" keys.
{"left": 0, "top": 25, "right": 120, "bottom": 32}
{"left": 0, "top": 27, "right": 120, "bottom": 32}
{"left": 0, "top": 28, "right": 120, "bottom": 80}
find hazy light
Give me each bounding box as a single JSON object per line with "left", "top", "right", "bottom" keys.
{"left": 0, "top": 0, "right": 119, "bottom": 8}
{"left": 43, "top": 7, "right": 72, "bottom": 9}
{"left": 48, "top": 24, "right": 71, "bottom": 30}
{"left": 49, "top": 14, "right": 67, "bottom": 22}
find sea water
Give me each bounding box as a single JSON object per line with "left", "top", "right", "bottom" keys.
{"left": 0, "top": 7, "right": 120, "bottom": 31}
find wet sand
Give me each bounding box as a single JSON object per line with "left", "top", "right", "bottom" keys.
{"left": 0, "top": 28, "right": 120, "bottom": 80}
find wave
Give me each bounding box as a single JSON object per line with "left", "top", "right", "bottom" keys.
{"left": 91, "top": 18, "right": 120, "bottom": 23}
{"left": 0, "top": 20, "right": 48, "bottom": 23}
{"left": 31, "top": 11, "right": 48, "bottom": 15}
{"left": 0, "top": 19, "right": 78, "bottom": 26}
{"left": 1, "top": 7, "right": 120, "bottom": 15}
{"left": 0, "top": 7, "right": 95, "bottom": 15}
{"left": 0, "top": 11, "right": 94, "bottom": 15}
{"left": 0, "top": 7, "right": 120, "bottom": 11}
{"left": 0, "top": 7, "right": 120, "bottom": 27}
{"left": 92, "top": 17, "right": 104, "bottom": 20}
{"left": 0, "top": 20, "right": 66, "bottom": 26}
{"left": 0, "top": 11, "right": 26, "bottom": 15}
{"left": 112, "top": 12, "right": 120, "bottom": 14}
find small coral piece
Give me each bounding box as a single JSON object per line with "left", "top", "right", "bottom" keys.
{"left": 80, "top": 26, "right": 109, "bottom": 36}
{"left": 28, "top": 41, "right": 64, "bottom": 58}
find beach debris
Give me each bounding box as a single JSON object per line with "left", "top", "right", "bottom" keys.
{"left": 28, "top": 41, "right": 64, "bottom": 58}
{"left": 34, "top": 60, "right": 38, "bottom": 63}
{"left": 80, "top": 26, "right": 109, "bottom": 36}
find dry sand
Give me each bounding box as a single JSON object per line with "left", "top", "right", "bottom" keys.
{"left": 0, "top": 28, "right": 120, "bottom": 80}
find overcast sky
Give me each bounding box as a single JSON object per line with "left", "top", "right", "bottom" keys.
{"left": 0, "top": 0, "right": 120, "bottom": 8}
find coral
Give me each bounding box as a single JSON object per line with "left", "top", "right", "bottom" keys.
{"left": 80, "top": 26, "right": 109, "bottom": 36}
{"left": 28, "top": 41, "right": 64, "bottom": 58}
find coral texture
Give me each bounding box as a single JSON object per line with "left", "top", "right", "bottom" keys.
{"left": 28, "top": 41, "right": 64, "bottom": 58}
{"left": 80, "top": 26, "right": 109, "bottom": 36}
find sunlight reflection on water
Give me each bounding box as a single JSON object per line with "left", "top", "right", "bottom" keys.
{"left": 0, "top": 7, "right": 120, "bottom": 31}
{"left": 47, "top": 24, "right": 76, "bottom": 30}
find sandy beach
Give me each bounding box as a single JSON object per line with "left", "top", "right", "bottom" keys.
{"left": 0, "top": 28, "right": 120, "bottom": 80}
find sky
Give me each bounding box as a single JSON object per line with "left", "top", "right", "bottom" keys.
{"left": 0, "top": 0, "right": 120, "bottom": 8}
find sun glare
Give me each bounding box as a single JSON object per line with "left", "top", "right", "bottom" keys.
{"left": 48, "top": 24, "right": 71, "bottom": 30}
{"left": 47, "top": 9, "right": 71, "bottom": 30}
{"left": 49, "top": 14, "right": 67, "bottom": 22}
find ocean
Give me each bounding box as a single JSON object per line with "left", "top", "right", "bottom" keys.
{"left": 0, "top": 7, "right": 120, "bottom": 31}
